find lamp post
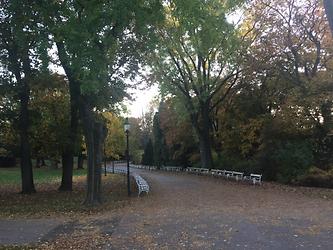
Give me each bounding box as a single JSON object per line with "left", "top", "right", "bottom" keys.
{"left": 124, "top": 117, "right": 131, "bottom": 196}
{"left": 104, "top": 141, "right": 107, "bottom": 176}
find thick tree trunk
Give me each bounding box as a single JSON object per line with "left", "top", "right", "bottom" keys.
{"left": 195, "top": 104, "right": 213, "bottom": 169}
{"left": 59, "top": 83, "right": 79, "bottom": 191}
{"left": 80, "top": 101, "right": 107, "bottom": 206}
{"left": 81, "top": 103, "right": 96, "bottom": 205}
{"left": 19, "top": 82, "right": 35, "bottom": 194}
{"left": 93, "top": 121, "right": 106, "bottom": 203}
{"left": 324, "top": 0, "right": 333, "bottom": 34}
{"left": 80, "top": 100, "right": 108, "bottom": 205}
{"left": 36, "top": 158, "right": 41, "bottom": 168}
{"left": 59, "top": 152, "right": 74, "bottom": 191}
{"left": 77, "top": 151, "right": 84, "bottom": 169}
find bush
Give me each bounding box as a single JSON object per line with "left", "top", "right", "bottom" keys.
{"left": 131, "top": 150, "right": 144, "bottom": 164}
{"left": 0, "top": 156, "right": 16, "bottom": 168}
{"left": 213, "top": 151, "right": 260, "bottom": 174}
{"left": 259, "top": 140, "right": 314, "bottom": 183}
{"left": 296, "top": 167, "right": 333, "bottom": 188}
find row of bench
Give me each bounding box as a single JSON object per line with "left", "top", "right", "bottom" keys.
{"left": 111, "top": 167, "right": 150, "bottom": 196}
{"left": 131, "top": 165, "right": 262, "bottom": 185}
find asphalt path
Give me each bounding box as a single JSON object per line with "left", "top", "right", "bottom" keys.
{"left": 1, "top": 166, "right": 332, "bottom": 249}
{"left": 108, "top": 166, "right": 333, "bottom": 250}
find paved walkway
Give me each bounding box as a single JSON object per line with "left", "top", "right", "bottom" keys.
{"left": 0, "top": 219, "right": 64, "bottom": 245}
{"left": 108, "top": 167, "right": 333, "bottom": 250}
{"left": 1, "top": 167, "right": 332, "bottom": 249}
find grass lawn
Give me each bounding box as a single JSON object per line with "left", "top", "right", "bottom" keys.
{"left": 0, "top": 167, "right": 133, "bottom": 219}
{"left": 0, "top": 167, "right": 86, "bottom": 185}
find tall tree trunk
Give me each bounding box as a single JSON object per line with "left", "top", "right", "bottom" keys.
{"left": 79, "top": 101, "right": 102, "bottom": 205}
{"left": 81, "top": 102, "right": 96, "bottom": 205}
{"left": 324, "top": 0, "right": 333, "bottom": 34}
{"left": 58, "top": 83, "right": 79, "bottom": 191}
{"left": 59, "top": 152, "right": 74, "bottom": 191}
{"left": 80, "top": 100, "right": 107, "bottom": 205}
{"left": 77, "top": 151, "right": 84, "bottom": 169}
{"left": 36, "top": 157, "right": 41, "bottom": 168}
{"left": 19, "top": 81, "right": 35, "bottom": 194}
{"left": 93, "top": 121, "right": 107, "bottom": 203}
{"left": 196, "top": 104, "right": 213, "bottom": 169}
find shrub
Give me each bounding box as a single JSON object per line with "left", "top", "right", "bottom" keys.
{"left": 259, "top": 140, "right": 314, "bottom": 183}
{"left": 296, "top": 167, "right": 333, "bottom": 188}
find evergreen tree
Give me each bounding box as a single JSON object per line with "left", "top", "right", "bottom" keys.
{"left": 142, "top": 139, "right": 154, "bottom": 166}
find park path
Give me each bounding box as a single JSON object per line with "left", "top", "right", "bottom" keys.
{"left": 107, "top": 167, "right": 333, "bottom": 250}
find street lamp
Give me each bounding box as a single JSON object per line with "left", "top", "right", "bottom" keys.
{"left": 124, "top": 117, "right": 131, "bottom": 196}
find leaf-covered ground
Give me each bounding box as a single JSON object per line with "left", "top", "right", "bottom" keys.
{"left": 0, "top": 171, "right": 130, "bottom": 219}
{"left": 1, "top": 168, "right": 333, "bottom": 249}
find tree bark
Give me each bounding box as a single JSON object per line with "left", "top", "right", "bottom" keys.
{"left": 59, "top": 152, "right": 74, "bottom": 191}
{"left": 77, "top": 151, "right": 84, "bottom": 169}
{"left": 79, "top": 99, "right": 108, "bottom": 205}
{"left": 36, "top": 158, "right": 41, "bottom": 168}
{"left": 93, "top": 121, "right": 106, "bottom": 203}
{"left": 324, "top": 0, "right": 333, "bottom": 35}
{"left": 58, "top": 83, "right": 79, "bottom": 191}
{"left": 19, "top": 81, "right": 36, "bottom": 194}
{"left": 81, "top": 102, "right": 96, "bottom": 205}
{"left": 195, "top": 104, "right": 213, "bottom": 169}
{"left": 79, "top": 101, "right": 100, "bottom": 205}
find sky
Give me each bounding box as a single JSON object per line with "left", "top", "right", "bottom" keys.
{"left": 125, "top": 84, "right": 159, "bottom": 118}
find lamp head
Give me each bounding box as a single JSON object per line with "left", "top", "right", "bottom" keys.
{"left": 124, "top": 117, "right": 130, "bottom": 132}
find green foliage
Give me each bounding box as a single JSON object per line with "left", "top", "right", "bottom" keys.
{"left": 29, "top": 74, "right": 71, "bottom": 160}
{"left": 153, "top": 111, "right": 168, "bottom": 167}
{"left": 132, "top": 149, "right": 144, "bottom": 165}
{"left": 259, "top": 140, "right": 314, "bottom": 183}
{"left": 142, "top": 138, "right": 154, "bottom": 165}
{"left": 296, "top": 167, "right": 333, "bottom": 188}
{"left": 158, "top": 99, "right": 198, "bottom": 166}
{"left": 103, "top": 112, "right": 125, "bottom": 160}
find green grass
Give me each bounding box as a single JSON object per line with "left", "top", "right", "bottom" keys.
{"left": 0, "top": 167, "right": 86, "bottom": 185}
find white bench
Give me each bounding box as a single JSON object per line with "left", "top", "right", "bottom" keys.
{"left": 210, "top": 169, "right": 219, "bottom": 176}
{"left": 231, "top": 171, "right": 244, "bottom": 181}
{"left": 114, "top": 168, "right": 126, "bottom": 174}
{"left": 163, "top": 166, "right": 182, "bottom": 172}
{"left": 134, "top": 175, "right": 150, "bottom": 196}
{"left": 223, "top": 170, "right": 233, "bottom": 178}
{"left": 250, "top": 174, "right": 262, "bottom": 185}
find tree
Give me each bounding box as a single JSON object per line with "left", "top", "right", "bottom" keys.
{"left": 324, "top": 0, "right": 333, "bottom": 34}
{"left": 142, "top": 138, "right": 154, "bottom": 165}
{"left": 152, "top": 111, "right": 165, "bottom": 167}
{"left": 158, "top": 99, "right": 198, "bottom": 166}
{"left": 148, "top": 0, "right": 245, "bottom": 168}
{"left": 214, "top": 0, "right": 333, "bottom": 180}
{"left": 103, "top": 112, "right": 125, "bottom": 160}
{"left": 29, "top": 74, "right": 72, "bottom": 170}
{"left": 0, "top": 0, "right": 49, "bottom": 193}
{"left": 41, "top": 0, "right": 163, "bottom": 204}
